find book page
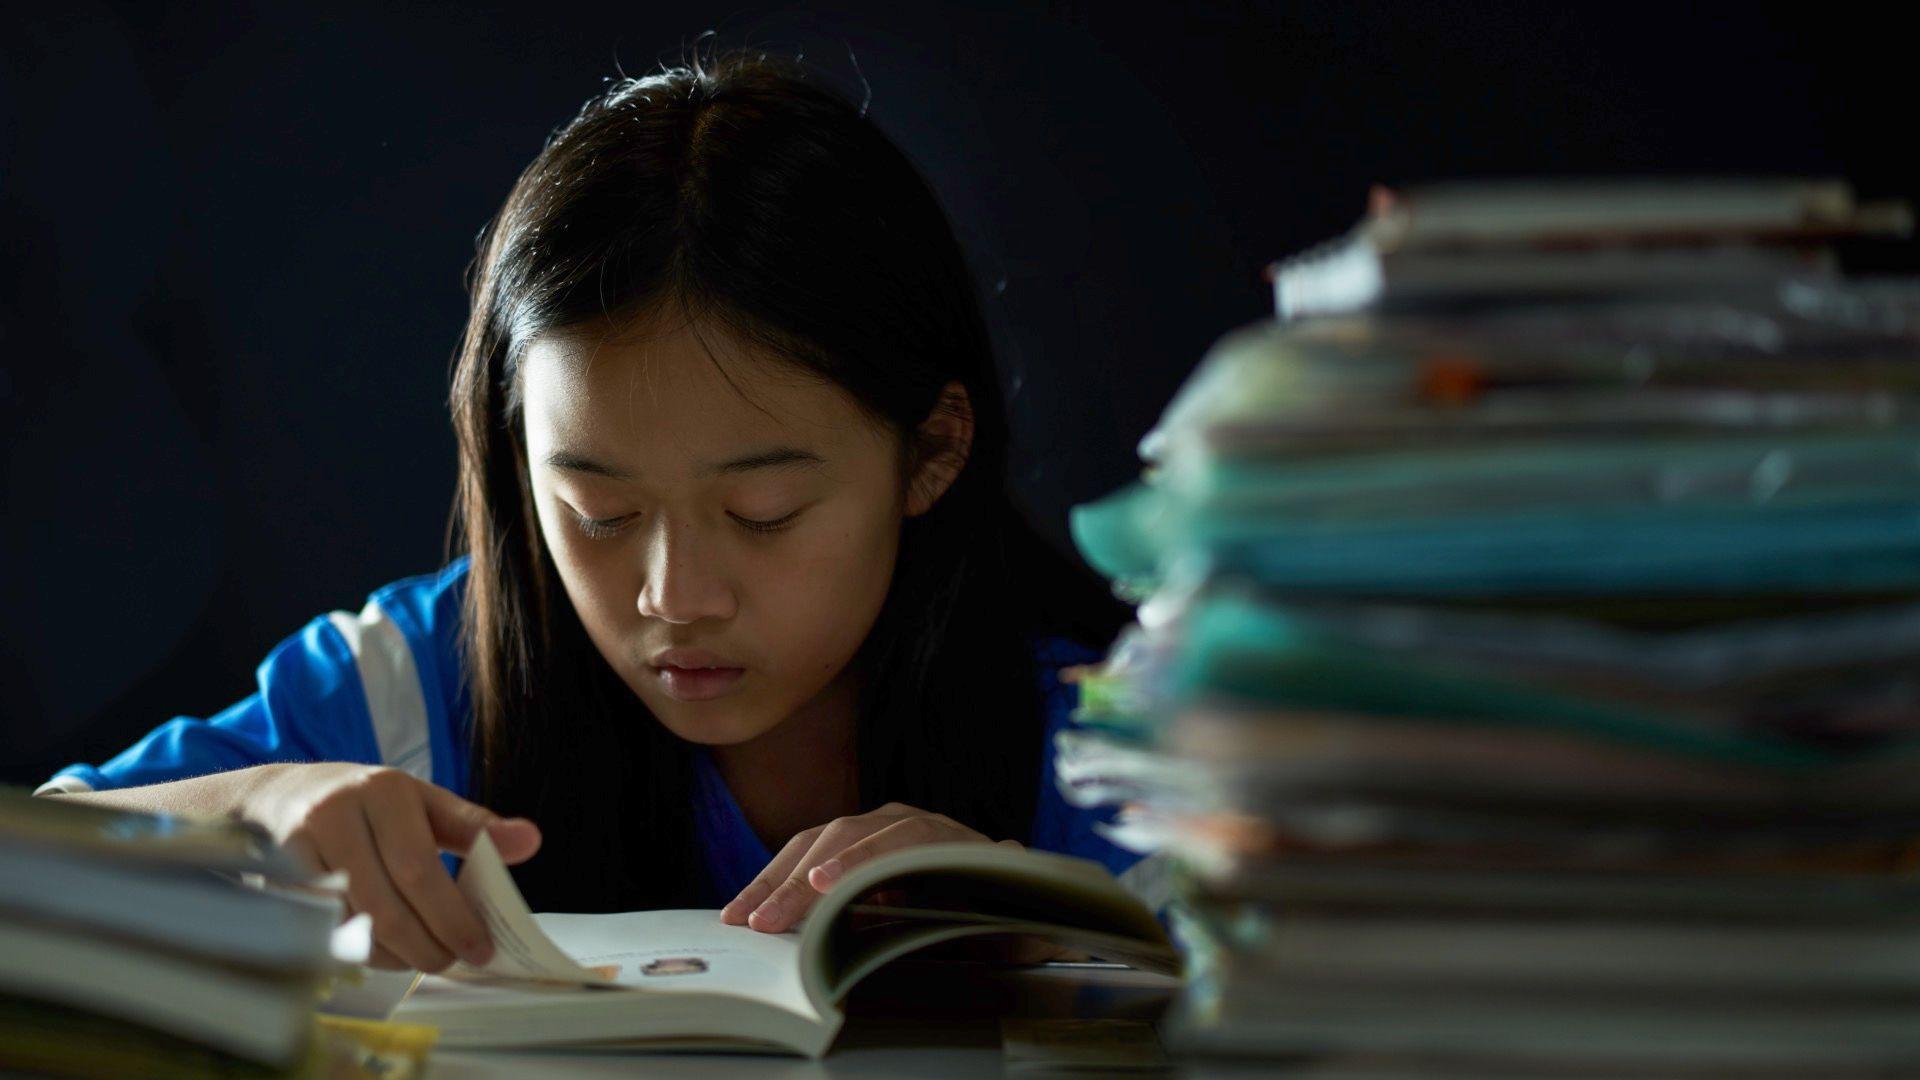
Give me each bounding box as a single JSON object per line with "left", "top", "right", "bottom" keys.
{"left": 797, "top": 842, "right": 1176, "bottom": 1011}
{"left": 443, "top": 831, "right": 611, "bottom": 985}
{"left": 438, "top": 833, "right": 818, "bottom": 1021}
{"left": 537, "top": 910, "right": 818, "bottom": 1021}
{"left": 826, "top": 912, "right": 1180, "bottom": 999}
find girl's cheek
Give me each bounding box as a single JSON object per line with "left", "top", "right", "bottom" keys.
{"left": 805, "top": 525, "right": 899, "bottom": 648}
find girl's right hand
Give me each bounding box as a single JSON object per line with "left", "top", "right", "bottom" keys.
{"left": 239, "top": 762, "right": 541, "bottom": 972}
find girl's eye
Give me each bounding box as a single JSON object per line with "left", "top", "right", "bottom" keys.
{"left": 572, "top": 507, "right": 806, "bottom": 534}
{"left": 574, "top": 512, "right": 631, "bottom": 540}
{"left": 732, "top": 510, "right": 802, "bottom": 535}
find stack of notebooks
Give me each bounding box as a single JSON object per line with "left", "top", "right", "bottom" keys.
{"left": 1060, "top": 178, "right": 1920, "bottom": 1075}
{"left": 0, "top": 787, "right": 347, "bottom": 1078}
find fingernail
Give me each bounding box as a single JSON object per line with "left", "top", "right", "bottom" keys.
{"left": 814, "top": 859, "right": 843, "bottom": 884}
{"left": 463, "top": 940, "right": 493, "bottom": 966}
{"left": 749, "top": 899, "right": 780, "bottom": 927}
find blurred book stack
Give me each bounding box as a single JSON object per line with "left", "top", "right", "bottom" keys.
{"left": 1061, "top": 178, "right": 1920, "bottom": 1075}
{"left": 0, "top": 786, "right": 347, "bottom": 1078}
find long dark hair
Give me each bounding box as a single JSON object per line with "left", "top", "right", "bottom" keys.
{"left": 449, "top": 48, "right": 1131, "bottom": 911}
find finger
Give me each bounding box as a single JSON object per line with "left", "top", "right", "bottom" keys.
{"left": 806, "top": 815, "right": 983, "bottom": 895}
{"left": 419, "top": 782, "right": 541, "bottom": 863}
{"left": 722, "top": 828, "right": 820, "bottom": 925}
{"left": 312, "top": 811, "right": 455, "bottom": 973}
{"left": 755, "top": 817, "right": 963, "bottom": 934}
{"left": 365, "top": 781, "right": 495, "bottom": 966}
{"left": 746, "top": 819, "right": 883, "bottom": 933}
{"left": 484, "top": 818, "right": 542, "bottom": 864}
{"left": 280, "top": 832, "right": 325, "bottom": 878}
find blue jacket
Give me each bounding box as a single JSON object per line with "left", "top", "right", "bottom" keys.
{"left": 41, "top": 558, "right": 1145, "bottom": 906}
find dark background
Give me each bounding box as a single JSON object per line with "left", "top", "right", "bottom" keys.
{"left": 3, "top": 1, "right": 1912, "bottom": 786}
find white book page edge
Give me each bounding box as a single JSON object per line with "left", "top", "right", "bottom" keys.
{"left": 441, "top": 831, "right": 613, "bottom": 985}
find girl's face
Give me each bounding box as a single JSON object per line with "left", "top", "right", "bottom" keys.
{"left": 519, "top": 312, "right": 963, "bottom": 747}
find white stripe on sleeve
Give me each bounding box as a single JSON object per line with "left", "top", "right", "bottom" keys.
{"left": 327, "top": 598, "right": 434, "bottom": 781}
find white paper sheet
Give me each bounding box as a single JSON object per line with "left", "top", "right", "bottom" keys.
{"left": 437, "top": 833, "right": 815, "bottom": 1020}
{"left": 538, "top": 909, "right": 816, "bottom": 1018}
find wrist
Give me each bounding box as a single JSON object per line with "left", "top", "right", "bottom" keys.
{"left": 230, "top": 762, "right": 297, "bottom": 825}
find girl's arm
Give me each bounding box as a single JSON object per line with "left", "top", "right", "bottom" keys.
{"left": 38, "top": 563, "right": 525, "bottom": 972}
{"left": 44, "top": 762, "right": 286, "bottom": 819}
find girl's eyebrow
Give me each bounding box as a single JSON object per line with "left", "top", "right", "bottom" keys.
{"left": 544, "top": 446, "right": 827, "bottom": 481}
{"left": 706, "top": 447, "right": 829, "bottom": 478}
{"left": 544, "top": 450, "right": 631, "bottom": 479}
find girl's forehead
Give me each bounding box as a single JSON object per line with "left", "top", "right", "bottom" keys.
{"left": 518, "top": 320, "right": 878, "bottom": 471}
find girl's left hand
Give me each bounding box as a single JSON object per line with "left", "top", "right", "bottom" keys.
{"left": 721, "top": 802, "right": 1017, "bottom": 933}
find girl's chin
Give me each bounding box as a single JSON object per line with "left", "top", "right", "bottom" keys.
{"left": 644, "top": 702, "right": 777, "bottom": 748}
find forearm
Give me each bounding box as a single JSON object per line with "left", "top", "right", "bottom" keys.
{"left": 40, "top": 763, "right": 291, "bottom": 822}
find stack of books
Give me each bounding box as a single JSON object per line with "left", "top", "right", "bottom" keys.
{"left": 1059, "top": 178, "right": 1920, "bottom": 1074}
{"left": 1268, "top": 177, "right": 1911, "bottom": 317}
{"left": 0, "top": 787, "right": 346, "bottom": 1078}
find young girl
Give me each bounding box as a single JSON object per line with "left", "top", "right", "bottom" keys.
{"left": 38, "top": 49, "right": 1142, "bottom": 973}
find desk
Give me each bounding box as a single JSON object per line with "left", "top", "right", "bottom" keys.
{"left": 424, "top": 963, "right": 1182, "bottom": 1078}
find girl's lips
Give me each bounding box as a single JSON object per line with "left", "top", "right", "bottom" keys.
{"left": 654, "top": 665, "right": 745, "bottom": 702}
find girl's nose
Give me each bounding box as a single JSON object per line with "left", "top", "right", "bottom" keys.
{"left": 633, "top": 516, "right": 736, "bottom": 625}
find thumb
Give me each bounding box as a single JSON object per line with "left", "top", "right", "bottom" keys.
{"left": 487, "top": 817, "right": 543, "bottom": 865}
{"left": 420, "top": 783, "right": 542, "bottom": 863}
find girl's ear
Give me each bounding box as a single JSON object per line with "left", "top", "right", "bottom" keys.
{"left": 903, "top": 380, "right": 975, "bottom": 518}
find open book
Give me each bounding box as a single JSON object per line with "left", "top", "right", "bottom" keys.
{"left": 390, "top": 834, "right": 1178, "bottom": 1057}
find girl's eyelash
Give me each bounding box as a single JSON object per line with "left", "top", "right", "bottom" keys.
{"left": 732, "top": 511, "right": 801, "bottom": 535}
{"left": 571, "top": 510, "right": 800, "bottom": 538}
{"left": 574, "top": 514, "right": 628, "bottom": 540}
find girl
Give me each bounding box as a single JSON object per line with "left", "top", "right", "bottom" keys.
{"left": 38, "top": 49, "right": 1142, "bottom": 973}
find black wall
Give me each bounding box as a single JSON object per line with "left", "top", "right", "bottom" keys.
{"left": 3, "top": 1, "right": 1911, "bottom": 785}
